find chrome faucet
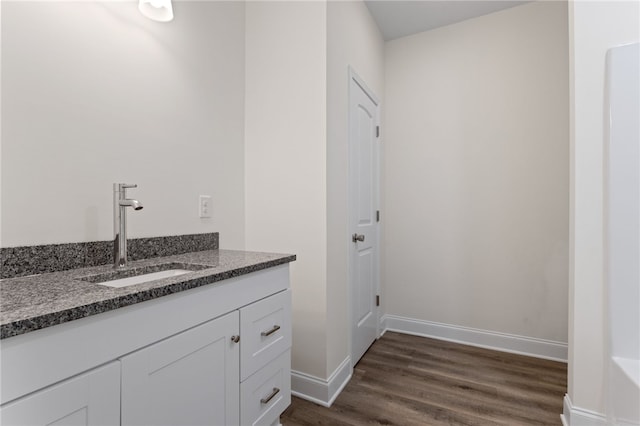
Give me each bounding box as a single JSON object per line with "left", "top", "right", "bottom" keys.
{"left": 113, "top": 183, "right": 143, "bottom": 268}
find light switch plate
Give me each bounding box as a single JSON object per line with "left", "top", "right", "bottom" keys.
{"left": 199, "top": 195, "right": 212, "bottom": 218}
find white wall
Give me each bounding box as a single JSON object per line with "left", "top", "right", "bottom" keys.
{"left": 568, "top": 0, "right": 640, "bottom": 418}
{"left": 245, "top": 0, "right": 385, "bottom": 383}
{"left": 384, "top": 2, "right": 569, "bottom": 342}
{"left": 244, "top": 0, "right": 328, "bottom": 378}
{"left": 326, "top": 0, "right": 384, "bottom": 376}
{"left": 1, "top": 1, "right": 246, "bottom": 249}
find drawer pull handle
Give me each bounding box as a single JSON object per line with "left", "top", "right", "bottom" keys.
{"left": 260, "top": 387, "right": 280, "bottom": 405}
{"left": 231, "top": 335, "right": 240, "bottom": 343}
{"left": 261, "top": 325, "right": 281, "bottom": 337}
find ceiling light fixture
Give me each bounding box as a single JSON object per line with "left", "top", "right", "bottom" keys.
{"left": 138, "top": 0, "right": 173, "bottom": 22}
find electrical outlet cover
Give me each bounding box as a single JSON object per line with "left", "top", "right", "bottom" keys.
{"left": 199, "top": 195, "right": 212, "bottom": 218}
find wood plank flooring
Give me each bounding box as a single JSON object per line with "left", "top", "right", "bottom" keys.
{"left": 281, "top": 332, "right": 567, "bottom": 426}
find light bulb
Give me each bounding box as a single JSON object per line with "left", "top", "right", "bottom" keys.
{"left": 139, "top": 0, "right": 173, "bottom": 22}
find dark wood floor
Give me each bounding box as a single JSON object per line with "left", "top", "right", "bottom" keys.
{"left": 281, "top": 332, "right": 567, "bottom": 426}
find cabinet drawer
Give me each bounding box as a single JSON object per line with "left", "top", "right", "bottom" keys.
{"left": 240, "top": 289, "right": 291, "bottom": 380}
{"left": 241, "top": 350, "right": 291, "bottom": 426}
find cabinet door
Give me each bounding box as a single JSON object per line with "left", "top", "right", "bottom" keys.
{"left": 0, "top": 361, "right": 120, "bottom": 426}
{"left": 240, "top": 289, "right": 291, "bottom": 381}
{"left": 121, "top": 311, "right": 240, "bottom": 426}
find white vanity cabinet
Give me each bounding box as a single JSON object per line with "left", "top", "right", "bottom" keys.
{"left": 0, "top": 264, "right": 292, "bottom": 426}
{"left": 121, "top": 311, "right": 240, "bottom": 426}
{"left": 0, "top": 362, "right": 121, "bottom": 426}
{"left": 119, "top": 289, "right": 292, "bottom": 426}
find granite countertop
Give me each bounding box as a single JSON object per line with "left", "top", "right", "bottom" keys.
{"left": 0, "top": 249, "right": 296, "bottom": 339}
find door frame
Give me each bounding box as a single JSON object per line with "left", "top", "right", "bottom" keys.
{"left": 347, "top": 66, "right": 381, "bottom": 368}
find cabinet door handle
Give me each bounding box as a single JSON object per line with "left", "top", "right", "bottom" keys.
{"left": 260, "top": 387, "right": 280, "bottom": 405}
{"left": 231, "top": 335, "right": 240, "bottom": 343}
{"left": 261, "top": 325, "right": 281, "bottom": 337}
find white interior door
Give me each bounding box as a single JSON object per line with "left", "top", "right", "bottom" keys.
{"left": 349, "top": 69, "right": 380, "bottom": 366}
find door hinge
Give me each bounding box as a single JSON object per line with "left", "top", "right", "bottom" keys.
{"left": 376, "top": 126, "right": 380, "bottom": 138}
{"left": 376, "top": 210, "right": 380, "bottom": 222}
{"left": 376, "top": 295, "right": 380, "bottom": 307}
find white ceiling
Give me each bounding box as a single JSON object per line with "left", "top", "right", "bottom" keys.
{"left": 364, "top": 0, "right": 533, "bottom": 41}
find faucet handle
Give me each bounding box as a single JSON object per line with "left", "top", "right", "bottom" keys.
{"left": 114, "top": 183, "right": 138, "bottom": 191}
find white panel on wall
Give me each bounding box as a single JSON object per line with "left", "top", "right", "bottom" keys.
{"left": 605, "top": 41, "right": 640, "bottom": 426}
{"left": 569, "top": 0, "right": 640, "bottom": 417}
{"left": 606, "top": 42, "right": 640, "bottom": 363}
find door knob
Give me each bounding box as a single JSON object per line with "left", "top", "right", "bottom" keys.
{"left": 352, "top": 234, "right": 365, "bottom": 243}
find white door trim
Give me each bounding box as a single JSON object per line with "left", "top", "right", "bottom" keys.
{"left": 347, "top": 66, "right": 381, "bottom": 367}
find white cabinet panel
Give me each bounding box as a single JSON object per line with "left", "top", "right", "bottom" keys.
{"left": 0, "top": 361, "right": 120, "bottom": 426}
{"left": 241, "top": 350, "right": 291, "bottom": 426}
{"left": 240, "top": 289, "right": 291, "bottom": 381}
{"left": 121, "top": 311, "right": 240, "bottom": 426}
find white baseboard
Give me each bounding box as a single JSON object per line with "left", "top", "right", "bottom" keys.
{"left": 561, "top": 394, "right": 607, "bottom": 426}
{"left": 290, "top": 356, "right": 352, "bottom": 407}
{"left": 381, "top": 314, "right": 568, "bottom": 362}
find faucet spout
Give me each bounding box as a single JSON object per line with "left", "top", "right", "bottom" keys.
{"left": 120, "top": 199, "right": 143, "bottom": 210}
{"left": 114, "top": 183, "right": 143, "bottom": 268}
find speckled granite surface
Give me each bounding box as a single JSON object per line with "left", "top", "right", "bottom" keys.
{"left": 0, "top": 249, "right": 295, "bottom": 339}
{"left": 0, "top": 233, "right": 218, "bottom": 279}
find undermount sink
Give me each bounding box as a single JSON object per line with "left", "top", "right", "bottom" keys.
{"left": 80, "top": 262, "right": 208, "bottom": 288}
{"left": 93, "top": 269, "right": 192, "bottom": 288}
